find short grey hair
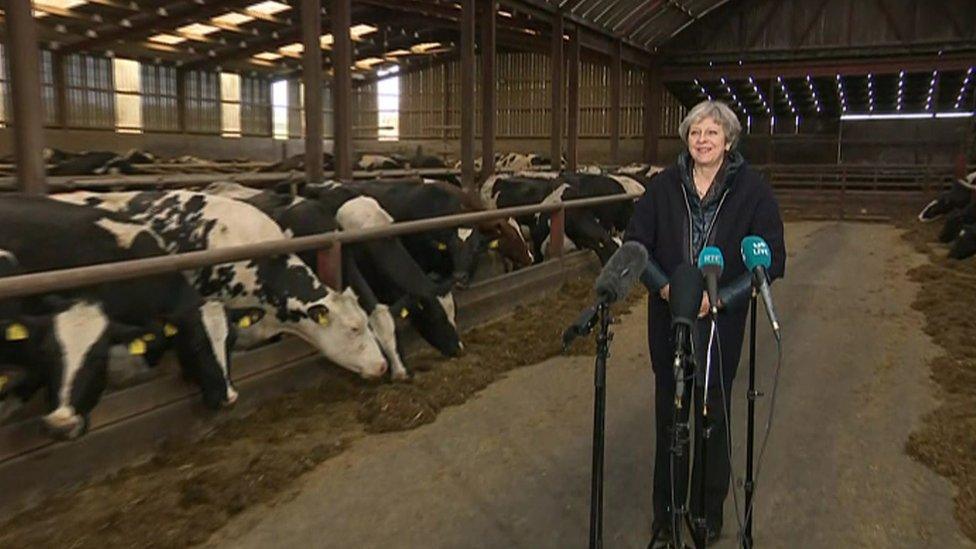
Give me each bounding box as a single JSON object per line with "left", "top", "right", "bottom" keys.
{"left": 678, "top": 100, "right": 742, "bottom": 150}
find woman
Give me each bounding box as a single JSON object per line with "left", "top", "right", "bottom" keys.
{"left": 625, "top": 100, "right": 786, "bottom": 543}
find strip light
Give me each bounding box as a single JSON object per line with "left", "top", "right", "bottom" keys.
{"left": 836, "top": 74, "right": 847, "bottom": 113}
{"left": 956, "top": 67, "right": 974, "bottom": 109}
{"left": 842, "top": 111, "right": 974, "bottom": 121}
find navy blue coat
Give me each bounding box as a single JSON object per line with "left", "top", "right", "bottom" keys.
{"left": 625, "top": 153, "right": 786, "bottom": 381}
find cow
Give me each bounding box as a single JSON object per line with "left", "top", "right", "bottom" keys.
{"left": 949, "top": 224, "right": 976, "bottom": 260}
{"left": 54, "top": 190, "right": 390, "bottom": 379}
{"left": 481, "top": 173, "right": 619, "bottom": 264}
{"left": 918, "top": 172, "right": 976, "bottom": 222}
{"left": 204, "top": 181, "right": 417, "bottom": 376}
{"left": 356, "top": 154, "right": 405, "bottom": 171}
{"left": 561, "top": 172, "right": 646, "bottom": 234}
{"left": 496, "top": 152, "right": 560, "bottom": 172}
{"left": 47, "top": 151, "right": 141, "bottom": 176}
{"left": 0, "top": 196, "right": 258, "bottom": 438}
{"left": 288, "top": 182, "right": 464, "bottom": 358}
{"left": 259, "top": 152, "right": 335, "bottom": 173}
{"left": 939, "top": 201, "right": 976, "bottom": 243}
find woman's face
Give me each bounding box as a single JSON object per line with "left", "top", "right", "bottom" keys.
{"left": 687, "top": 116, "right": 728, "bottom": 168}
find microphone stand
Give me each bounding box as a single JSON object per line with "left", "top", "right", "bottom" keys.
{"left": 743, "top": 292, "right": 761, "bottom": 549}
{"left": 562, "top": 299, "right": 613, "bottom": 549}
{"left": 649, "top": 322, "right": 696, "bottom": 549}
{"left": 693, "top": 314, "right": 717, "bottom": 548}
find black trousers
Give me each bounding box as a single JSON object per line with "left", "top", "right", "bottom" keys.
{"left": 651, "top": 317, "right": 741, "bottom": 532}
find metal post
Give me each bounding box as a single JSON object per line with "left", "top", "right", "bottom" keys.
{"left": 51, "top": 52, "right": 68, "bottom": 128}
{"left": 609, "top": 39, "right": 622, "bottom": 166}
{"left": 480, "top": 0, "right": 497, "bottom": 182}
{"left": 176, "top": 69, "right": 188, "bottom": 133}
{"left": 642, "top": 61, "right": 661, "bottom": 164}
{"left": 331, "top": 0, "right": 353, "bottom": 182}
{"left": 567, "top": 27, "right": 580, "bottom": 172}
{"left": 4, "top": 0, "right": 47, "bottom": 194}
{"left": 302, "top": 0, "right": 324, "bottom": 183}
{"left": 548, "top": 208, "right": 565, "bottom": 259}
{"left": 550, "top": 13, "right": 564, "bottom": 170}
{"left": 317, "top": 244, "right": 343, "bottom": 290}
{"left": 460, "top": 0, "right": 476, "bottom": 193}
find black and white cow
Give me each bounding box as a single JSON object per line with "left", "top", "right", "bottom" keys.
{"left": 918, "top": 172, "right": 976, "bottom": 222}
{"left": 259, "top": 152, "right": 335, "bottom": 173}
{"left": 356, "top": 154, "right": 405, "bottom": 171}
{"left": 496, "top": 152, "right": 560, "bottom": 172}
{"left": 561, "top": 172, "right": 646, "bottom": 234}
{"left": 55, "top": 190, "right": 390, "bottom": 378}
{"left": 949, "top": 224, "right": 976, "bottom": 260}
{"left": 47, "top": 151, "right": 141, "bottom": 176}
{"left": 293, "top": 182, "right": 464, "bottom": 358}
{"left": 204, "top": 181, "right": 414, "bottom": 377}
{"left": 0, "top": 196, "right": 254, "bottom": 437}
{"left": 481, "top": 173, "right": 619, "bottom": 264}
{"left": 939, "top": 201, "right": 976, "bottom": 243}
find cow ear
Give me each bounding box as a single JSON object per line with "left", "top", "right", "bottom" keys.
{"left": 307, "top": 305, "right": 330, "bottom": 326}
{"left": 228, "top": 307, "right": 265, "bottom": 329}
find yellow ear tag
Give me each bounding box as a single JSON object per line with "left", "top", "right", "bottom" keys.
{"left": 436, "top": 242, "right": 448, "bottom": 251}
{"left": 400, "top": 308, "right": 410, "bottom": 319}
{"left": 5, "top": 323, "right": 28, "bottom": 341}
{"left": 0, "top": 374, "right": 8, "bottom": 392}
{"left": 237, "top": 316, "right": 252, "bottom": 329}
{"left": 128, "top": 339, "right": 147, "bottom": 356}
{"left": 489, "top": 239, "right": 500, "bottom": 249}
{"left": 317, "top": 313, "right": 330, "bottom": 326}
{"left": 142, "top": 333, "right": 156, "bottom": 342}
{"left": 164, "top": 323, "right": 179, "bottom": 337}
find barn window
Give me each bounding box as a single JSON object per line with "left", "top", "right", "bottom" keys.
{"left": 113, "top": 58, "right": 142, "bottom": 134}
{"left": 220, "top": 72, "right": 242, "bottom": 138}
{"left": 376, "top": 65, "right": 400, "bottom": 141}
{"left": 272, "top": 79, "right": 289, "bottom": 140}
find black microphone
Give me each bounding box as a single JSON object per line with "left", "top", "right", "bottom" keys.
{"left": 741, "top": 235, "right": 781, "bottom": 341}
{"left": 697, "top": 246, "right": 724, "bottom": 316}
{"left": 594, "top": 241, "right": 648, "bottom": 304}
{"left": 669, "top": 263, "right": 704, "bottom": 328}
{"left": 668, "top": 263, "right": 703, "bottom": 405}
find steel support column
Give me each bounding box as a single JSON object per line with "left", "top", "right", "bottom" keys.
{"left": 567, "top": 27, "right": 580, "bottom": 172}
{"left": 331, "top": 0, "right": 354, "bottom": 181}
{"left": 302, "top": 0, "right": 325, "bottom": 183}
{"left": 4, "top": 0, "right": 47, "bottom": 194}
{"left": 550, "top": 13, "right": 564, "bottom": 170}
{"left": 460, "top": 0, "right": 476, "bottom": 193}
{"left": 643, "top": 62, "right": 662, "bottom": 164}
{"left": 609, "top": 39, "right": 622, "bottom": 165}
{"left": 480, "top": 0, "right": 497, "bottom": 182}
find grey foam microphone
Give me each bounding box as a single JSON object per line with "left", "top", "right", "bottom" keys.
{"left": 594, "top": 241, "right": 649, "bottom": 304}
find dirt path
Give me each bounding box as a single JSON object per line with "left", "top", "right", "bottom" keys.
{"left": 205, "top": 221, "right": 970, "bottom": 549}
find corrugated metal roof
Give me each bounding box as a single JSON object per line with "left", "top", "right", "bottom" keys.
{"left": 552, "top": 0, "right": 731, "bottom": 49}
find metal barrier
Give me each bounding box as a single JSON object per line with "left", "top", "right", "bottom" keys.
{"left": 0, "top": 192, "right": 639, "bottom": 301}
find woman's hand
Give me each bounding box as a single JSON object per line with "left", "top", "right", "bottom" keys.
{"left": 659, "top": 284, "right": 670, "bottom": 301}
{"left": 698, "top": 292, "right": 709, "bottom": 318}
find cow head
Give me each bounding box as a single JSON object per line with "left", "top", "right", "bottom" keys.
{"left": 292, "top": 287, "right": 389, "bottom": 378}
{"left": 918, "top": 181, "right": 974, "bottom": 222}
{"left": 949, "top": 225, "right": 976, "bottom": 260}
{"left": 939, "top": 205, "right": 975, "bottom": 243}
{"left": 403, "top": 280, "right": 463, "bottom": 357}
{"left": 1, "top": 301, "right": 145, "bottom": 439}
{"left": 171, "top": 301, "right": 265, "bottom": 410}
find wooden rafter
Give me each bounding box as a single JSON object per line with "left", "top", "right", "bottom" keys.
{"left": 872, "top": 0, "right": 907, "bottom": 44}
{"left": 62, "top": 0, "right": 265, "bottom": 54}
{"left": 794, "top": 0, "right": 830, "bottom": 50}
{"left": 744, "top": 0, "right": 785, "bottom": 50}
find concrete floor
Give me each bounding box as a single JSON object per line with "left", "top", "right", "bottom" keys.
{"left": 205, "top": 221, "right": 972, "bottom": 549}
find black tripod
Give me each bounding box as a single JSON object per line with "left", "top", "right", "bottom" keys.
{"left": 562, "top": 300, "right": 613, "bottom": 549}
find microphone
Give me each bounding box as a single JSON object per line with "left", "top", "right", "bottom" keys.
{"left": 594, "top": 241, "right": 649, "bottom": 304}
{"left": 668, "top": 263, "right": 703, "bottom": 406}
{"left": 697, "top": 246, "right": 724, "bottom": 316}
{"left": 741, "top": 235, "right": 781, "bottom": 341}
{"left": 669, "top": 263, "right": 704, "bottom": 328}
